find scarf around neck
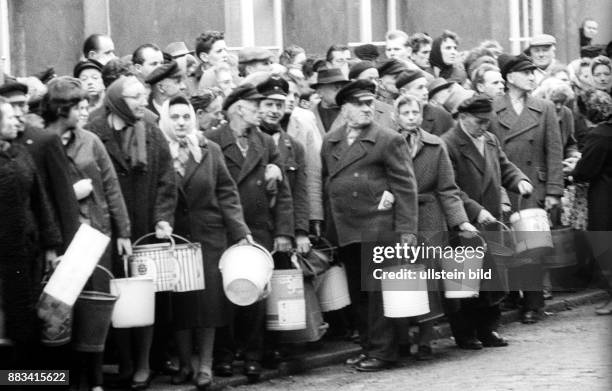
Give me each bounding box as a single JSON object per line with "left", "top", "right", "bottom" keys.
{"left": 158, "top": 99, "right": 202, "bottom": 170}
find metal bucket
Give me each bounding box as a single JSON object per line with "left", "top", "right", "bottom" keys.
{"left": 442, "top": 233, "right": 487, "bottom": 299}
{"left": 382, "top": 264, "right": 430, "bottom": 318}
{"left": 266, "top": 259, "right": 306, "bottom": 331}
{"left": 72, "top": 265, "right": 117, "bottom": 352}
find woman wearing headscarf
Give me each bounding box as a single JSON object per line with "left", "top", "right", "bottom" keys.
{"left": 158, "top": 95, "right": 251, "bottom": 389}
{"left": 0, "top": 97, "right": 61, "bottom": 368}
{"left": 42, "top": 76, "right": 131, "bottom": 390}
{"left": 590, "top": 55, "right": 612, "bottom": 94}
{"left": 85, "top": 75, "right": 176, "bottom": 390}
{"left": 429, "top": 30, "right": 468, "bottom": 84}
{"left": 571, "top": 90, "right": 612, "bottom": 315}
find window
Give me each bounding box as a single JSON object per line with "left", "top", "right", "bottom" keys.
{"left": 348, "top": 0, "right": 396, "bottom": 48}
{"left": 0, "top": 0, "right": 10, "bottom": 77}
{"left": 509, "top": 0, "right": 543, "bottom": 54}
{"left": 224, "top": 0, "right": 283, "bottom": 53}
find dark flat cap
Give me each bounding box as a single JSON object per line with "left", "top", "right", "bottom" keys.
{"left": 36, "top": 67, "right": 56, "bottom": 84}
{"left": 427, "top": 78, "right": 454, "bottom": 100}
{"left": 144, "top": 60, "right": 183, "bottom": 85}
{"left": 0, "top": 81, "right": 28, "bottom": 97}
{"left": 311, "top": 68, "right": 349, "bottom": 88}
{"left": 377, "top": 59, "right": 407, "bottom": 77}
{"left": 395, "top": 69, "right": 426, "bottom": 90}
{"left": 581, "top": 45, "right": 604, "bottom": 59}
{"left": 335, "top": 79, "right": 376, "bottom": 106}
{"left": 222, "top": 83, "right": 264, "bottom": 111}
{"left": 348, "top": 61, "right": 377, "bottom": 80}
{"left": 73, "top": 59, "right": 103, "bottom": 78}
{"left": 497, "top": 53, "right": 537, "bottom": 80}
{"left": 457, "top": 94, "right": 493, "bottom": 119}
{"left": 354, "top": 44, "right": 380, "bottom": 61}
{"left": 238, "top": 47, "right": 273, "bottom": 64}
{"left": 257, "top": 76, "right": 289, "bottom": 100}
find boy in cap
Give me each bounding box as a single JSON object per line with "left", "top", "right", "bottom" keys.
{"left": 206, "top": 84, "right": 294, "bottom": 381}
{"left": 441, "top": 95, "right": 533, "bottom": 348}
{"left": 490, "top": 54, "right": 563, "bottom": 324}
{"left": 321, "top": 79, "right": 418, "bottom": 371}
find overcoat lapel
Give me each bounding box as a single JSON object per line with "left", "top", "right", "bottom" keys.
{"left": 456, "top": 129, "right": 485, "bottom": 175}
{"left": 496, "top": 95, "right": 541, "bottom": 142}
{"left": 237, "top": 133, "right": 264, "bottom": 183}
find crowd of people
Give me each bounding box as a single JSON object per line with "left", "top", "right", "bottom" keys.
{"left": 0, "top": 17, "right": 611, "bottom": 391}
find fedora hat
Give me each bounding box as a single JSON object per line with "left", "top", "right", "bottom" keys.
{"left": 311, "top": 68, "right": 350, "bottom": 88}
{"left": 164, "top": 42, "right": 194, "bottom": 58}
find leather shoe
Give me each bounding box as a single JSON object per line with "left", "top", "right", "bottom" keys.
{"left": 130, "top": 372, "right": 153, "bottom": 391}
{"left": 457, "top": 338, "right": 483, "bottom": 350}
{"left": 195, "top": 371, "right": 213, "bottom": 390}
{"left": 170, "top": 368, "right": 193, "bottom": 385}
{"left": 244, "top": 361, "right": 262, "bottom": 382}
{"left": 354, "top": 357, "right": 394, "bottom": 372}
{"left": 479, "top": 331, "right": 509, "bottom": 347}
{"left": 345, "top": 353, "right": 367, "bottom": 366}
{"left": 521, "top": 310, "right": 538, "bottom": 324}
{"left": 416, "top": 345, "right": 434, "bottom": 360}
{"left": 213, "top": 362, "right": 233, "bottom": 377}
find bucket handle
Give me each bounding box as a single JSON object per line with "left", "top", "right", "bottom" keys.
{"left": 481, "top": 220, "right": 517, "bottom": 248}
{"left": 456, "top": 231, "right": 488, "bottom": 255}
{"left": 42, "top": 262, "right": 115, "bottom": 285}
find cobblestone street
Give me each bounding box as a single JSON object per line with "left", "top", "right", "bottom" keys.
{"left": 231, "top": 303, "right": 611, "bottom": 391}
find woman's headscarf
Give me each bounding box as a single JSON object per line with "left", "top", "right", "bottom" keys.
{"left": 430, "top": 35, "right": 454, "bottom": 78}
{"left": 158, "top": 96, "right": 202, "bottom": 174}
{"left": 104, "top": 76, "right": 147, "bottom": 169}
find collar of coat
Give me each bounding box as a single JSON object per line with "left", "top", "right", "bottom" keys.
{"left": 327, "top": 122, "right": 378, "bottom": 143}
{"left": 494, "top": 94, "right": 545, "bottom": 115}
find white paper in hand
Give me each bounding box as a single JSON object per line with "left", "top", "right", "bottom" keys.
{"left": 43, "top": 224, "right": 110, "bottom": 306}
{"left": 377, "top": 190, "right": 395, "bottom": 211}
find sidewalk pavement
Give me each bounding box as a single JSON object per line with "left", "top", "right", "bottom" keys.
{"left": 134, "top": 289, "right": 608, "bottom": 390}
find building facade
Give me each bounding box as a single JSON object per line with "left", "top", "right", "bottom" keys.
{"left": 1, "top": 0, "right": 610, "bottom": 77}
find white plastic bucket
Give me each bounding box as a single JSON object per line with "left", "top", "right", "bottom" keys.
{"left": 442, "top": 234, "right": 486, "bottom": 299}
{"left": 509, "top": 208, "right": 553, "bottom": 255}
{"left": 219, "top": 243, "right": 274, "bottom": 306}
{"left": 109, "top": 277, "right": 155, "bottom": 328}
{"left": 266, "top": 269, "right": 306, "bottom": 331}
{"left": 381, "top": 264, "right": 430, "bottom": 318}
{"left": 316, "top": 264, "right": 351, "bottom": 312}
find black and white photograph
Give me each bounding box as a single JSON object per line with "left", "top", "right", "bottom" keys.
{"left": 0, "top": 1, "right": 611, "bottom": 390}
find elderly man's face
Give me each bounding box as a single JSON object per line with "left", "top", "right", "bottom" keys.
{"left": 530, "top": 45, "right": 555, "bottom": 69}
{"left": 343, "top": 99, "right": 375, "bottom": 128}
{"left": 78, "top": 68, "right": 105, "bottom": 97}
{"left": 459, "top": 113, "right": 490, "bottom": 138}
{"left": 317, "top": 83, "right": 343, "bottom": 107}
{"left": 239, "top": 100, "right": 261, "bottom": 127}
{"left": 508, "top": 70, "right": 536, "bottom": 92}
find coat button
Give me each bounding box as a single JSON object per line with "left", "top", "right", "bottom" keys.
{"left": 529, "top": 140, "right": 534, "bottom": 144}
{"left": 526, "top": 161, "right": 532, "bottom": 166}
{"left": 256, "top": 180, "right": 262, "bottom": 186}
{"left": 352, "top": 192, "right": 358, "bottom": 197}
{"left": 354, "top": 172, "right": 359, "bottom": 177}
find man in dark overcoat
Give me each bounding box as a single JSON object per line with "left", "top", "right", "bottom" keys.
{"left": 0, "top": 81, "right": 80, "bottom": 255}
{"left": 206, "top": 84, "right": 294, "bottom": 380}
{"left": 489, "top": 54, "right": 564, "bottom": 324}
{"left": 321, "top": 80, "right": 418, "bottom": 371}
{"left": 442, "top": 95, "right": 533, "bottom": 349}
